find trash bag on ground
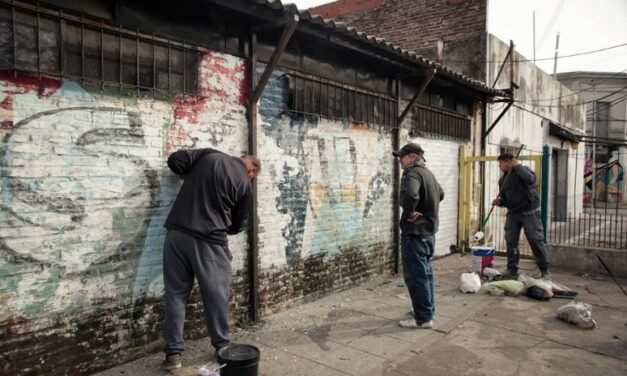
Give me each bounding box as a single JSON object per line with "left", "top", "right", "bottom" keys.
{"left": 556, "top": 301, "right": 597, "bottom": 329}
{"left": 545, "top": 280, "right": 578, "bottom": 298}
{"left": 481, "top": 280, "right": 525, "bottom": 296}
{"left": 519, "top": 274, "right": 554, "bottom": 300}
{"left": 459, "top": 272, "right": 482, "bottom": 293}
{"left": 526, "top": 285, "right": 552, "bottom": 301}
{"left": 481, "top": 282, "right": 505, "bottom": 296}
{"left": 482, "top": 267, "right": 502, "bottom": 281}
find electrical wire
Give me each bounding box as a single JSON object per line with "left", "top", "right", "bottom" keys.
{"left": 436, "top": 42, "right": 627, "bottom": 64}
{"left": 515, "top": 85, "right": 627, "bottom": 108}
{"left": 526, "top": 69, "right": 627, "bottom": 103}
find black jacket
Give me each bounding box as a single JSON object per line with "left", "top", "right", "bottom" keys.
{"left": 400, "top": 161, "right": 445, "bottom": 236}
{"left": 164, "top": 148, "right": 252, "bottom": 244}
{"left": 497, "top": 165, "right": 539, "bottom": 213}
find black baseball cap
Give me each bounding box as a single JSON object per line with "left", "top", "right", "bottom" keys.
{"left": 392, "top": 143, "right": 426, "bottom": 161}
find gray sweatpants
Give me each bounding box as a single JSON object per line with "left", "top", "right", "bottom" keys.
{"left": 163, "top": 229, "right": 232, "bottom": 354}
{"left": 504, "top": 209, "right": 549, "bottom": 273}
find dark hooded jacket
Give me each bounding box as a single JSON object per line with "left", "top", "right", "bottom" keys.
{"left": 164, "top": 148, "right": 252, "bottom": 245}
{"left": 497, "top": 165, "right": 539, "bottom": 214}
{"left": 400, "top": 161, "right": 445, "bottom": 235}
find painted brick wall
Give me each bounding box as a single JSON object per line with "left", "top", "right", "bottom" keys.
{"left": 0, "top": 52, "right": 400, "bottom": 374}
{"left": 255, "top": 67, "right": 396, "bottom": 314}
{"left": 0, "top": 51, "right": 251, "bottom": 375}
{"left": 310, "top": 0, "right": 487, "bottom": 81}
{"left": 399, "top": 108, "right": 462, "bottom": 256}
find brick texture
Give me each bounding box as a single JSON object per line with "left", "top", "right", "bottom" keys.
{"left": 0, "top": 51, "right": 251, "bottom": 375}
{"left": 310, "top": 0, "right": 487, "bottom": 81}
{"left": 0, "top": 55, "right": 400, "bottom": 374}
{"left": 256, "top": 66, "right": 397, "bottom": 314}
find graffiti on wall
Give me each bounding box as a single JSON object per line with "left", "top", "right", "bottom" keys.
{"left": 258, "top": 69, "right": 393, "bottom": 268}
{"left": 583, "top": 157, "right": 624, "bottom": 204}
{"left": 0, "top": 51, "right": 248, "bottom": 329}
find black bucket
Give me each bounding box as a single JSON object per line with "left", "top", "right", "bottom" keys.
{"left": 217, "top": 344, "right": 260, "bottom": 376}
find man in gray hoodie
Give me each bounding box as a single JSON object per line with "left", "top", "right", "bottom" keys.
{"left": 393, "top": 143, "right": 444, "bottom": 329}
{"left": 493, "top": 152, "right": 549, "bottom": 279}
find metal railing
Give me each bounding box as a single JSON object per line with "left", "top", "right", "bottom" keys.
{"left": 548, "top": 212, "right": 627, "bottom": 250}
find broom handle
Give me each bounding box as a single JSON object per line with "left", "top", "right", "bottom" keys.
{"left": 479, "top": 145, "right": 526, "bottom": 231}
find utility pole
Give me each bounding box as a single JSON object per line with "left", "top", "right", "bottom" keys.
{"left": 591, "top": 83, "right": 596, "bottom": 210}
{"left": 552, "top": 32, "right": 560, "bottom": 77}
{"left": 533, "top": 11, "right": 536, "bottom": 63}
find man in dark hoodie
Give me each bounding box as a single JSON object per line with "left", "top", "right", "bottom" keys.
{"left": 493, "top": 152, "right": 549, "bottom": 279}
{"left": 161, "top": 148, "right": 260, "bottom": 370}
{"left": 393, "top": 143, "right": 444, "bottom": 330}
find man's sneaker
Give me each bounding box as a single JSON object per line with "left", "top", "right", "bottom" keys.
{"left": 399, "top": 319, "right": 433, "bottom": 329}
{"left": 162, "top": 353, "right": 182, "bottom": 371}
{"left": 501, "top": 270, "right": 519, "bottom": 280}
{"left": 541, "top": 271, "right": 551, "bottom": 280}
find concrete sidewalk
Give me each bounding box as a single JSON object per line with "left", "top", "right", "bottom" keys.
{"left": 95, "top": 254, "right": 627, "bottom": 376}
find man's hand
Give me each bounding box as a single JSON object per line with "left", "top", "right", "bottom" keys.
{"left": 407, "top": 211, "right": 422, "bottom": 223}
{"left": 492, "top": 198, "right": 501, "bottom": 206}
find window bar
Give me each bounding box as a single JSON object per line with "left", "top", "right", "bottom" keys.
{"left": 302, "top": 79, "right": 307, "bottom": 116}
{"left": 136, "top": 30, "right": 140, "bottom": 96}
{"left": 11, "top": 2, "right": 16, "bottom": 77}
{"left": 362, "top": 93, "right": 366, "bottom": 123}
{"left": 293, "top": 77, "right": 298, "bottom": 114}
{"left": 348, "top": 89, "right": 353, "bottom": 122}
{"left": 182, "top": 43, "right": 186, "bottom": 94}
{"left": 368, "top": 95, "right": 373, "bottom": 124}
{"left": 167, "top": 38, "right": 171, "bottom": 93}
{"left": 382, "top": 98, "right": 386, "bottom": 127}
{"left": 609, "top": 214, "right": 613, "bottom": 247}
{"left": 318, "top": 80, "right": 322, "bottom": 117}
{"left": 196, "top": 50, "right": 200, "bottom": 95}
{"left": 325, "top": 82, "right": 329, "bottom": 118}
{"left": 36, "top": 4, "right": 40, "bottom": 78}
{"left": 59, "top": 10, "right": 64, "bottom": 77}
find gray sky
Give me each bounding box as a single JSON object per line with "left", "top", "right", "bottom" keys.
{"left": 288, "top": 0, "right": 627, "bottom": 74}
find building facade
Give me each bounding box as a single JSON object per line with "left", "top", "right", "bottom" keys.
{"left": 0, "top": 0, "right": 501, "bottom": 374}
{"left": 557, "top": 71, "right": 627, "bottom": 204}
{"left": 311, "top": 0, "right": 586, "bottom": 251}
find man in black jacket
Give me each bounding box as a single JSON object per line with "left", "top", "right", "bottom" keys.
{"left": 393, "top": 143, "right": 444, "bottom": 330}
{"left": 493, "top": 152, "right": 549, "bottom": 279}
{"left": 161, "top": 148, "right": 260, "bottom": 370}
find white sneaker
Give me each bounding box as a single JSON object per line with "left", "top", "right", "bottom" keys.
{"left": 399, "top": 319, "right": 433, "bottom": 329}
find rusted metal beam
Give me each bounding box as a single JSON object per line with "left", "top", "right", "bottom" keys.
{"left": 485, "top": 100, "right": 513, "bottom": 137}
{"left": 249, "top": 13, "right": 299, "bottom": 105}
{"left": 397, "top": 68, "right": 436, "bottom": 125}
{"left": 491, "top": 41, "right": 513, "bottom": 89}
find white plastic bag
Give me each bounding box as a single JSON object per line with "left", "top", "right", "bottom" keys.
{"left": 556, "top": 301, "right": 596, "bottom": 329}
{"left": 460, "top": 272, "right": 482, "bottom": 293}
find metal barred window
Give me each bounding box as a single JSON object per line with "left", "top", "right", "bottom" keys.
{"left": 0, "top": 1, "right": 199, "bottom": 96}
{"left": 410, "top": 103, "right": 472, "bottom": 140}
{"left": 287, "top": 72, "right": 398, "bottom": 127}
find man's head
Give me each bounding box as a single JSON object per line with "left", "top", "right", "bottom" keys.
{"left": 393, "top": 143, "right": 426, "bottom": 170}
{"left": 241, "top": 154, "right": 261, "bottom": 180}
{"left": 497, "top": 152, "right": 514, "bottom": 172}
